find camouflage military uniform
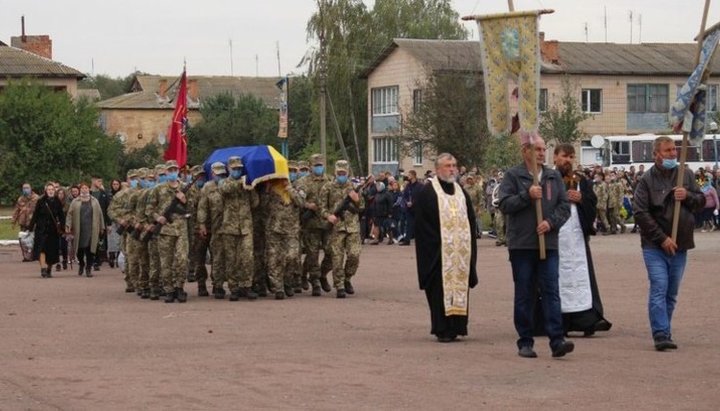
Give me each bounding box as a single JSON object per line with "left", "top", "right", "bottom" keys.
{"left": 219, "top": 171, "right": 259, "bottom": 298}
{"left": 464, "top": 177, "right": 484, "bottom": 237}
{"left": 594, "top": 180, "right": 610, "bottom": 233}
{"left": 186, "top": 166, "right": 209, "bottom": 294}
{"left": 252, "top": 187, "right": 269, "bottom": 295}
{"left": 144, "top": 166, "right": 165, "bottom": 299}
{"left": 608, "top": 179, "right": 623, "bottom": 234}
{"left": 320, "top": 162, "right": 364, "bottom": 296}
{"left": 265, "top": 182, "right": 305, "bottom": 298}
{"left": 132, "top": 184, "right": 153, "bottom": 297}
{"left": 197, "top": 177, "right": 226, "bottom": 296}
{"left": 145, "top": 178, "right": 189, "bottom": 301}
{"left": 107, "top": 170, "right": 138, "bottom": 291}
{"left": 296, "top": 163, "right": 333, "bottom": 295}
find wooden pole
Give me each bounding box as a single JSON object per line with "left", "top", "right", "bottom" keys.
{"left": 672, "top": 0, "right": 711, "bottom": 242}
{"left": 532, "top": 146, "right": 546, "bottom": 260}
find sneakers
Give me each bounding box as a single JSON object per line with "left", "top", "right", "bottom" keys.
{"left": 551, "top": 340, "right": 575, "bottom": 358}
{"left": 654, "top": 334, "right": 678, "bottom": 351}
{"left": 344, "top": 280, "right": 355, "bottom": 295}
{"left": 518, "top": 346, "right": 538, "bottom": 358}
{"left": 320, "top": 276, "right": 332, "bottom": 293}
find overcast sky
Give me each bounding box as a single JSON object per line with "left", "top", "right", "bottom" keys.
{"left": 1, "top": 0, "right": 718, "bottom": 78}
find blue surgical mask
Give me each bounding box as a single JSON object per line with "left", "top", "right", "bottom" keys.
{"left": 157, "top": 175, "right": 166, "bottom": 183}
{"left": 289, "top": 172, "right": 298, "bottom": 182}
{"left": 313, "top": 165, "right": 324, "bottom": 176}
{"left": 22, "top": 188, "right": 31, "bottom": 196}
{"left": 230, "top": 169, "right": 242, "bottom": 179}
{"left": 195, "top": 178, "right": 206, "bottom": 188}
{"left": 299, "top": 171, "right": 309, "bottom": 178}
{"left": 130, "top": 180, "right": 139, "bottom": 189}
{"left": 166, "top": 171, "right": 179, "bottom": 181}
{"left": 662, "top": 158, "right": 678, "bottom": 169}
{"left": 336, "top": 175, "right": 348, "bottom": 184}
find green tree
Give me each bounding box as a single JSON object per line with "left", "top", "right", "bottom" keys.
{"left": 482, "top": 134, "right": 523, "bottom": 172}
{"left": 186, "top": 92, "right": 279, "bottom": 165}
{"left": 539, "top": 76, "right": 589, "bottom": 144}
{"left": 116, "top": 142, "right": 164, "bottom": 177}
{"left": 0, "top": 80, "right": 122, "bottom": 204}
{"left": 287, "top": 75, "right": 317, "bottom": 158}
{"left": 79, "top": 73, "right": 137, "bottom": 100}
{"left": 399, "top": 72, "right": 488, "bottom": 169}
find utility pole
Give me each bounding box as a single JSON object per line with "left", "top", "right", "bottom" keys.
{"left": 604, "top": 6, "right": 608, "bottom": 43}
{"left": 317, "top": 0, "right": 328, "bottom": 161}
{"left": 629, "top": 10, "right": 633, "bottom": 44}
{"left": 584, "top": 22, "right": 589, "bottom": 42}
{"left": 229, "top": 38, "right": 234, "bottom": 76}
{"left": 276, "top": 41, "right": 282, "bottom": 76}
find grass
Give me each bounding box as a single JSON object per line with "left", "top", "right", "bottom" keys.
{"left": 0, "top": 219, "right": 19, "bottom": 241}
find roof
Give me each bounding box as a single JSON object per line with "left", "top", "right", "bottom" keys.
{"left": 0, "top": 43, "right": 85, "bottom": 79}
{"left": 360, "top": 38, "right": 720, "bottom": 78}
{"left": 98, "top": 75, "right": 282, "bottom": 109}
{"left": 76, "top": 88, "right": 101, "bottom": 101}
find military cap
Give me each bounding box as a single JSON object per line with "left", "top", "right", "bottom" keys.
{"left": 165, "top": 160, "right": 179, "bottom": 170}
{"left": 136, "top": 167, "right": 149, "bottom": 179}
{"left": 288, "top": 160, "right": 299, "bottom": 171}
{"left": 190, "top": 164, "right": 205, "bottom": 177}
{"left": 126, "top": 169, "right": 139, "bottom": 179}
{"left": 335, "top": 160, "right": 349, "bottom": 173}
{"left": 227, "top": 156, "right": 243, "bottom": 169}
{"left": 211, "top": 161, "right": 228, "bottom": 175}
{"left": 310, "top": 153, "right": 324, "bottom": 166}
{"left": 154, "top": 164, "right": 167, "bottom": 176}
{"left": 297, "top": 160, "right": 310, "bottom": 170}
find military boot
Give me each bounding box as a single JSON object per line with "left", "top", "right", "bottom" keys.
{"left": 336, "top": 288, "right": 346, "bottom": 299}
{"left": 164, "top": 289, "right": 176, "bottom": 303}
{"left": 149, "top": 288, "right": 160, "bottom": 300}
{"left": 240, "top": 287, "right": 258, "bottom": 300}
{"left": 311, "top": 280, "right": 322, "bottom": 297}
{"left": 301, "top": 275, "right": 310, "bottom": 291}
{"left": 229, "top": 289, "right": 241, "bottom": 302}
{"left": 344, "top": 280, "right": 355, "bottom": 295}
{"left": 141, "top": 288, "right": 151, "bottom": 299}
{"left": 319, "top": 275, "right": 332, "bottom": 293}
{"left": 198, "top": 283, "right": 209, "bottom": 297}
{"left": 176, "top": 288, "right": 188, "bottom": 303}
{"left": 85, "top": 265, "right": 93, "bottom": 278}
{"left": 275, "top": 291, "right": 286, "bottom": 300}
{"left": 40, "top": 267, "right": 48, "bottom": 278}
{"left": 78, "top": 263, "right": 85, "bottom": 276}
{"left": 213, "top": 286, "right": 226, "bottom": 300}
{"left": 284, "top": 285, "right": 295, "bottom": 298}
{"left": 46, "top": 265, "right": 52, "bottom": 278}
{"left": 187, "top": 270, "right": 196, "bottom": 283}
{"left": 125, "top": 285, "right": 135, "bottom": 293}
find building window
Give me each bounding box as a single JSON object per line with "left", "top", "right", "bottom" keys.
{"left": 413, "top": 141, "right": 423, "bottom": 165}
{"left": 627, "top": 84, "right": 669, "bottom": 113}
{"left": 539, "top": 88, "right": 548, "bottom": 112}
{"left": 611, "top": 140, "right": 630, "bottom": 164}
{"left": 372, "top": 86, "right": 399, "bottom": 115}
{"left": 412, "top": 89, "right": 423, "bottom": 113}
{"left": 373, "top": 137, "right": 398, "bottom": 163}
{"left": 581, "top": 89, "right": 602, "bottom": 113}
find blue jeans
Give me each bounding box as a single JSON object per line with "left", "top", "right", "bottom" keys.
{"left": 642, "top": 248, "right": 687, "bottom": 339}
{"left": 509, "top": 249, "right": 564, "bottom": 350}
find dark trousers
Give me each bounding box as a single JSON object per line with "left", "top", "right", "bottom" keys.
{"left": 404, "top": 211, "right": 415, "bottom": 240}
{"left": 509, "top": 249, "right": 564, "bottom": 350}
{"left": 60, "top": 236, "right": 68, "bottom": 262}
{"left": 77, "top": 247, "right": 95, "bottom": 268}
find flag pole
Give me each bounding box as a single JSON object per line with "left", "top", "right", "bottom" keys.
{"left": 672, "top": 0, "right": 711, "bottom": 242}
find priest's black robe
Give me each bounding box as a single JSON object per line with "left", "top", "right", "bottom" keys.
{"left": 414, "top": 179, "right": 478, "bottom": 339}
{"left": 534, "top": 176, "right": 612, "bottom": 335}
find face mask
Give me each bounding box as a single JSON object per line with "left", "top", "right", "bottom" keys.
{"left": 336, "top": 175, "right": 348, "bottom": 184}
{"left": 185, "top": 175, "right": 193, "bottom": 184}
{"left": 166, "top": 172, "right": 179, "bottom": 181}
{"left": 662, "top": 158, "right": 678, "bottom": 169}
{"left": 80, "top": 193, "right": 90, "bottom": 199}
{"left": 299, "top": 171, "right": 309, "bottom": 178}
{"left": 195, "top": 179, "right": 206, "bottom": 188}
{"left": 22, "top": 188, "right": 31, "bottom": 196}
{"left": 289, "top": 172, "right": 298, "bottom": 182}
{"left": 157, "top": 175, "right": 166, "bottom": 183}
{"left": 230, "top": 169, "right": 242, "bottom": 179}
{"left": 313, "top": 165, "right": 324, "bottom": 176}
{"left": 130, "top": 180, "right": 139, "bottom": 189}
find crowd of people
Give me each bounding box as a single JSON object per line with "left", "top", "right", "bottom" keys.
{"left": 11, "top": 137, "right": 714, "bottom": 354}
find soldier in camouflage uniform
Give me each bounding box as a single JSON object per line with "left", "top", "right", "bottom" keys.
{"left": 287, "top": 161, "right": 306, "bottom": 293}
{"left": 296, "top": 154, "right": 334, "bottom": 296}
{"left": 219, "top": 156, "right": 259, "bottom": 301}
{"left": 197, "top": 162, "right": 228, "bottom": 299}
{"left": 125, "top": 168, "right": 150, "bottom": 294}
{"left": 594, "top": 172, "right": 610, "bottom": 234}
{"left": 607, "top": 175, "right": 624, "bottom": 234}
{"left": 186, "top": 165, "right": 210, "bottom": 296}
{"left": 320, "top": 160, "right": 365, "bottom": 298}
{"left": 144, "top": 165, "right": 165, "bottom": 299}
{"left": 145, "top": 160, "right": 190, "bottom": 303}
{"left": 252, "top": 184, "right": 270, "bottom": 297}
{"left": 295, "top": 160, "right": 311, "bottom": 290}
{"left": 265, "top": 176, "right": 305, "bottom": 299}
{"left": 130, "top": 168, "right": 156, "bottom": 299}
{"left": 464, "top": 174, "right": 485, "bottom": 238}
{"left": 107, "top": 168, "right": 139, "bottom": 292}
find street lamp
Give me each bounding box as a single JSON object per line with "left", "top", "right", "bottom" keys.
{"left": 711, "top": 121, "right": 719, "bottom": 170}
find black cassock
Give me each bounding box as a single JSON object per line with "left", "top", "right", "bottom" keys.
{"left": 414, "top": 179, "right": 478, "bottom": 339}
{"left": 535, "top": 176, "right": 612, "bottom": 336}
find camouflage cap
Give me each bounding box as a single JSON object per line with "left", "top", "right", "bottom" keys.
{"left": 288, "top": 160, "right": 299, "bottom": 171}
{"left": 297, "top": 160, "right": 309, "bottom": 170}
{"left": 310, "top": 153, "right": 324, "bottom": 166}
{"left": 136, "top": 167, "right": 149, "bottom": 179}
{"left": 335, "top": 160, "right": 349, "bottom": 173}
{"left": 126, "top": 169, "right": 139, "bottom": 179}
{"left": 227, "top": 156, "right": 243, "bottom": 169}
{"left": 211, "top": 161, "right": 228, "bottom": 175}
{"left": 165, "top": 160, "right": 179, "bottom": 170}
{"left": 190, "top": 164, "right": 205, "bottom": 178}
{"left": 154, "top": 164, "right": 167, "bottom": 176}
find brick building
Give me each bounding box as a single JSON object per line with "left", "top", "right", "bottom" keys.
{"left": 361, "top": 38, "right": 720, "bottom": 174}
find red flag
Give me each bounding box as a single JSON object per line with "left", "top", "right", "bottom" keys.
{"left": 164, "top": 69, "right": 188, "bottom": 167}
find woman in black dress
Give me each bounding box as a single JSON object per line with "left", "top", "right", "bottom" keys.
{"left": 29, "top": 183, "right": 66, "bottom": 278}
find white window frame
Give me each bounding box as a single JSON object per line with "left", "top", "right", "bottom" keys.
{"left": 413, "top": 141, "right": 423, "bottom": 165}
{"left": 539, "top": 88, "right": 548, "bottom": 112}
{"left": 581, "top": 88, "right": 602, "bottom": 113}
{"left": 373, "top": 137, "right": 398, "bottom": 164}
{"left": 372, "top": 86, "right": 399, "bottom": 116}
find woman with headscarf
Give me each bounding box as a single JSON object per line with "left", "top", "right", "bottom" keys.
{"left": 66, "top": 182, "right": 104, "bottom": 277}
{"left": 29, "top": 182, "right": 66, "bottom": 278}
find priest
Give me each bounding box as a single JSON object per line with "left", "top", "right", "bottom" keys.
{"left": 414, "top": 153, "right": 478, "bottom": 343}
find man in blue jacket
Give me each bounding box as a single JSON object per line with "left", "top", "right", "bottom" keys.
{"left": 498, "top": 137, "right": 573, "bottom": 359}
